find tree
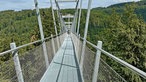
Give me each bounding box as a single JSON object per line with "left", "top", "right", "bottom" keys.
{"left": 96, "top": 4, "right": 146, "bottom": 82}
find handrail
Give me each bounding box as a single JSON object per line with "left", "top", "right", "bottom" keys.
{"left": 0, "top": 40, "right": 41, "bottom": 56}
{"left": 0, "top": 34, "right": 61, "bottom": 56}
{"left": 80, "top": 37, "right": 146, "bottom": 79}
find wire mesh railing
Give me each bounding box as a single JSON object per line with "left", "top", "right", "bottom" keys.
{"left": 0, "top": 33, "right": 67, "bottom": 82}
{"left": 19, "top": 44, "right": 45, "bottom": 82}
{"left": 79, "top": 33, "right": 146, "bottom": 82}
{"left": 98, "top": 59, "right": 127, "bottom": 82}
{"left": 71, "top": 33, "right": 133, "bottom": 82}
{"left": 0, "top": 57, "right": 17, "bottom": 82}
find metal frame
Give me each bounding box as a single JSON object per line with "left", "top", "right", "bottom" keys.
{"left": 50, "top": 0, "right": 60, "bottom": 49}
{"left": 0, "top": 40, "right": 41, "bottom": 56}
{"left": 0, "top": 35, "right": 60, "bottom": 56}
{"left": 10, "top": 43, "right": 24, "bottom": 82}
{"left": 77, "top": 0, "right": 83, "bottom": 35}
{"left": 92, "top": 41, "right": 102, "bottom": 82}
{"left": 71, "top": 0, "right": 79, "bottom": 34}
{"left": 80, "top": 38, "right": 146, "bottom": 79}
{"left": 62, "top": 15, "right": 74, "bottom": 18}
{"left": 54, "top": 0, "right": 66, "bottom": 33}
{"left": 80, "top": 0, "right": 93, "bottom": 72}
{"left": 34, "top": 0, "right": 49, "bottom": 69}
{"left": 51, "top": 34, "right": 56, "bottom": 56}
{"left": 74, "top": 0, "right": 79, "bottom": 34}
{"left": 64, "top": 22, "right": 72, "bottom": 25}
{"left": 56, "top": 0, "right": 78, "bottom": 2}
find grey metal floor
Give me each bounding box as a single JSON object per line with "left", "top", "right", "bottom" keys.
{"left": 40, "top": 35, "right": 82, "bottom": 82}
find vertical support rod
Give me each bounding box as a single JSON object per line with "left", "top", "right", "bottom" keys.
{"left": 72, "top": 16, "right": 75, "bottom": 33}
{"left": 51, "top": 34, "right": 56, "bottom": 56}
{"left": 70, "top": 15, "right": 73, "bottom": 33}
{"left": 34, "top": 0, "right": 49, "bottom": 69}
{"left": 56, "top": 7, "right": 61, "bottom": 34}
{"left": 74, "top": 11, "right": 78, "bottom": 34}
{"left": 10, "top": 43, "right": 24, "bottom": 82}
{"left": 60, "top": 15, "right": 64, "bottom": 33}
{"left": 74, "top": 0, "right": 79, "bottom": 34}
{"left": 92, "top": 41, "right": 102, "bottom": 82}
{"left": 69, "top": 15, "right": 71, "bottom": 33}
{"left": 80, "top": 0, "right": 93, "bottom": 72}
{"left": 68, "top": 15, "right": 70, "bottom": 33}
{"left": 54, "top": 1, "right": 65, "bottom": 34}
{"left": 50, "top": 0, "right": 60, "bottom": 49}
{"left": 77, "top": 0, "right": 83, "bottom": 35}
{"left": 76, "top": 34, "right": 80, "bottom": 63}
{"left": 78, "top": 34, "right": 81, "bottom": 63}
{"left": 72, "top": 13, "right": 76, "bottom": 33}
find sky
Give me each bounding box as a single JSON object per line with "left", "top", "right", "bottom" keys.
{"left": 0, "top": 0, "right": 140, "bottom": 11}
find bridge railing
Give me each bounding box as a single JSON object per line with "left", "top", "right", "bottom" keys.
{"left": 0, "top": 33, "right": 67, "bottom": 82}
{"left": 71, "top": 33, "right": 146, "bottom": 82}
{"left": 71, "top": 33, "right": 126, "bottom": 82}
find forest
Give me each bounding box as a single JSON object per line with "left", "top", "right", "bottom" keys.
{"left": 0, "top": 0, "right": 146, "bottom": 82}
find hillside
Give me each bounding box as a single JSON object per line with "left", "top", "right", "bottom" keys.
{"left": 0, "top": 8, "right": 58, "bottom": 55}
{"left": 93, "top": 0, "right": 146, "bottom": 21}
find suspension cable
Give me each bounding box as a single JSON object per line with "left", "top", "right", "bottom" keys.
{"left": 71, "top": 0, "right": 79, "bottom": 33}
{"left": 77, "top": 0, "right": 83, "bottom": 35}
{"left": 55, "top": 0, "right": 64, "bottom": 32}
{"left": 50, "top": 0, "right": 60, "bottom": 48}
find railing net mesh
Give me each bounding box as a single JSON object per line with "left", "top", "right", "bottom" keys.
{"left": 71, "top": 33, "right": 126, "bottom": 82}
{"left": 0, "top": 33, "right": 67, "bottom": 82}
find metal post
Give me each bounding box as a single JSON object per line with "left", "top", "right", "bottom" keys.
{"left": 51, "top": 34, "right": 56, "bottom": 56}
{"left": 68, "top": 15, "right": 70, "bottom": 33}
{"left": 59, "top": 16, "right": 64, "bottom": 33}
{"left": 34, "top": 0, "right": 49, "bottom": 69}
{"left": 59, "top": 23, "right": 61, "bottom": 34}
{"left": 54, "top": 1, "right": 65, "bottom": 34}
{"left": 80, "top": 0, "right": 93, "bottom": 72}
{"left": 74, "top": 0, "right": 79, "bottom": 34}
{"left": 54, "top": 2, "right": 61, "bottom": 35}
{"left": 72, "top": 14, "right": 76, "bottom": 33}
{"left": 70, "top": 16, "right": 73, "bottom": 33}
{"left": 75, "top": 33, "right": 80, "bottom": 63}
{"left": 72, "top": 16, "right": 75, "bottom": 33}
{"left": 74, "top": 11, "right": 78, "bottom": 34}
{"left": 61, "top": 20, "right": 65, "bottom": 33}
{"left": 10, "top": 43, "right": 24, "bottom": 82}
{"left": 56, "top": 7, "right": 61, "bottom": 34}
{"left": 50, "top": 0, "right": 60, "bottom": 49}
{"left": 92, "top": 41, "right": 102, "bottom": 82}
{"left": 78, "top": 34, "right": 81, "bottom": 63}
{"left": 77, "top": 0, "right": 83, "bottom": 35}
{"left": 78, "top": 34, "right": 80, "bottom": 39}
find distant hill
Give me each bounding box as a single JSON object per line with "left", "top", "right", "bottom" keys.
{"left": 108, "top": 1, "right": 146, "bottom": 8}
{"left": 93, "top": 1, "right": 146, "bottom": 22}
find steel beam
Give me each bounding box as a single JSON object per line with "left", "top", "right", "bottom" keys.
{"left": 51, "top": 34, "right": 56, "bottom": 56}
{"left": 56, "top": 0, "right": 78, "bottom": 2}
{"left": 50, "top": 0, "right": 60, "bottom": 49}
{"left": 80, "top": 0, "right": 93, "bottom": 72}
{"left": 77, "top": 0, "right": 83, "bottom": 35}
{"left": 34, "top": 0, "right": 49, "bottom": 69}
{"left": 10, "top": 43, "right": 24, "bottom": 82}
{"left": 92, "top": 41, "right": 102, "bottom": 82}
{"left": 62, "top": 15, "right": 74, "bottom": 18}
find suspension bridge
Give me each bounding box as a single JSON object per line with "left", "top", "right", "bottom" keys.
{"left": 0, "top": 0, "right": 146, "bottom": 82}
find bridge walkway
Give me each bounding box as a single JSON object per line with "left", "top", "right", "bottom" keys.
{"left": 40, "top": 34, "right": 82, "bottom": 82}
